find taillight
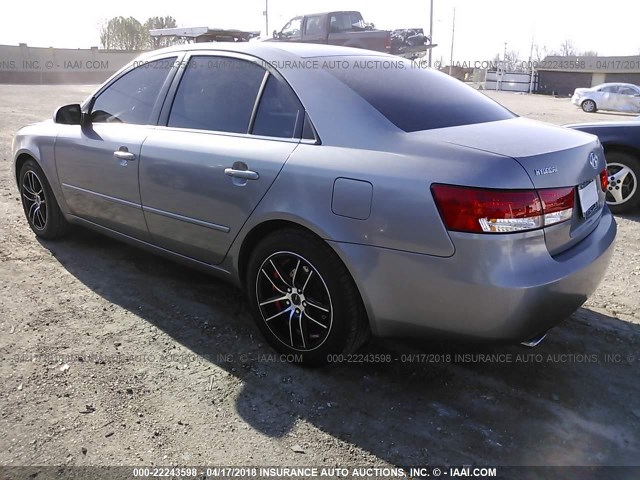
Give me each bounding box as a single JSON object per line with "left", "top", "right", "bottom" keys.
{"left": 599, "top": 168, "right": 608, "bottom": 191}
{"left": 431, "top": 184, "right": 575, "bottom": 234}
{"left": 538, "top": 187, "right": 574, "bottom": 226}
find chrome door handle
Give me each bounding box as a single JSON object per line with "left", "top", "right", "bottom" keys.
{"left": 114, "top": 150, "right": 136, "bottom": 161}
{"left": 224, "top": 168, "right": 259, "bottom": 180}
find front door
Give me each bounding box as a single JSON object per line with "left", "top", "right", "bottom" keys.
{"left": 55, "top": 56, "right": 178, "bottom": 240}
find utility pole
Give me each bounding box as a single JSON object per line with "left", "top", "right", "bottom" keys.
{"left": 264, "top": 0, "right": 269, "bottom": 37}
{"left": 448, "top": 7, "right": 455, "bottom": 76}
{"left": 529, "top": 35, "right": 535, "bottom": 94}
{"left": 428, "top": 0, "right": 434, "bottom": 67}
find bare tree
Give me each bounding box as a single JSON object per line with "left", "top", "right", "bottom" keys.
{"left": 559, "top": 39, "right": 577, "bottom": 56}
{"left": 580, "top": 50, "right": 598, "bottom": 57}
{"left": 533, "top": 45, "right": 557, "bottom": 62}
{"left": 504, "top": 49, "right": 522, "bottom": 71}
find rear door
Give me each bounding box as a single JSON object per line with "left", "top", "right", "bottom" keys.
{"left": 597, "top": 85, "right": 620, "bottom": 110}
{"left": 55, "top": 55, "right": 180, "bottom": 240}
{"left": 617, "top": 85, "right": 640, "bottom": 113}
{"left": 139, "top": 53, "right": 304, "bottom": 265}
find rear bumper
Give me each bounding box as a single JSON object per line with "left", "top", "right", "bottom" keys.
{"left": 329, "top": 208, "right": 616, "bottom": 342}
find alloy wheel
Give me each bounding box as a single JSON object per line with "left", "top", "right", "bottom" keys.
{"left": 21, "top": 170, "right": 47, "bottom": 230}
{"left": 606, "top": 162, "right": 637, "bottom": 206}
{"left": 255, "top": 251, "right": 333, "bottom": 352}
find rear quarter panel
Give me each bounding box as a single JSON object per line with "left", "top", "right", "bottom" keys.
{"left": 225, "top": 133, "right": 537, "bottom": 278}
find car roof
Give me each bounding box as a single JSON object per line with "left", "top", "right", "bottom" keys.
{"left": 594, "top": 82, "right": 639, "bottom": 88}
{"left": 124, "top": 42, "right": 399, "bottom": 148}
{"left": 303, "top": 11, "right": 362, "bottom": 16}
{"left": 141, "top": 41, "right": 388, "bottom": 61}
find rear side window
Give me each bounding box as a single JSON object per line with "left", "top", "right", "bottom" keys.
{"left": 168, "top": 57, "right": 265, "bottom": 133}
{"left": 252, "top": 75, "right": 303, "bottom": 138}
{"left": 91, "top": 57, "right": 177, "bottom": 125}
{"left": 330, "top": 13, "right": 363, "bottom": 32}
{"left": 618, "top": 86, "right": 638, "bottom": 95}
{"left": 323, "top": 57, "right": 515, "bottom": 132}
{"left": 304, "top": 16, "right": 323, "bottom": 36}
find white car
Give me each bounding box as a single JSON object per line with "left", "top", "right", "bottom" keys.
{"left": 571, "top": 83, "right": 640, "bottom": 113}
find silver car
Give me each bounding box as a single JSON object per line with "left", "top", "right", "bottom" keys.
{"left": 572, "top": 82, "right": 640, "bottom": 113}
{"left": 13, "top": 43, "right": 616, "bottom": 365}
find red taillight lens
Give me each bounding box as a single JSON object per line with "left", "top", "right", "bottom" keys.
{"left": 431, "top": 184, "right": 575, "bottom": 234}
{"left": 599, "top": 168, "right": 608, "bottom": 191}
{"left": 538, "top": 187, "right": 575, "bottom": 226}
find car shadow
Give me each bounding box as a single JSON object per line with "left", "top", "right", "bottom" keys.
{"left": 38, "top": 228, "right": 640, "bottom": 468}
{"left": 595, "top": 112, "right": 639, "bottom": 118}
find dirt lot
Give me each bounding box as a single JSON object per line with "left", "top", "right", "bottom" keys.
{"left": 0, "top": 85, "right": 639, "bottom": 476}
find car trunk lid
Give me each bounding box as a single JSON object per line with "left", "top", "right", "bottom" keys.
{"left": 425, "top": 117, "right": 607, "bottom": 255}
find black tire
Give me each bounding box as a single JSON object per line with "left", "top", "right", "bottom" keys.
{"left": 19, "top": 159, "right": 70, "bottom": 239}
{"left": 581, "top": 99, "right": 597, "bottom": 113}
{"left": 605, "top": 151, "right": 640, "bottom": 214}
{"left": 246, "top": 229, "right": 369, "bottom": 366}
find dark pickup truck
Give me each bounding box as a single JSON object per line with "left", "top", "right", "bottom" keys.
{"left": 270, "top": 11, "right": 432, "bottom": 59}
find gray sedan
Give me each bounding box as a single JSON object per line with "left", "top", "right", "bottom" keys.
{"left": 13, "top": 43, "right": 616, "bottom": 365}
{"left": 572, "top": 82, "right": 640, "bottom": 113}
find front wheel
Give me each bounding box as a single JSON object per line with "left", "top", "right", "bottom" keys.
{"left": 605, "top": 151, "right": 640, "bottom": 213}
{"left": 581, "top": 99, "right": 597, "bottom": 113}
{"left": 246, "top": 229, "right": 369, "bottom": 366}
{"left": 19, "top": 159, "right": 70, "bottom": 239}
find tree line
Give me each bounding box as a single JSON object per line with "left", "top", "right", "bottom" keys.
{"left": 99, "top": 16, "right": 185, "bottom": 50}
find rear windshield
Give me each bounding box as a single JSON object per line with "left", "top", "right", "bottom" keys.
{"left": 322, "top": 57, "right": 515, "bottom": 132}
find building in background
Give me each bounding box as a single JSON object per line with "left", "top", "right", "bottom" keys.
{"left": 536, "top": 55, "right": 640, "bottom": 96}
{"left": 0, "top": 44, "right": 140, "bottom": 84}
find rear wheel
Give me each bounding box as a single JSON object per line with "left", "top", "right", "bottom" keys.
{"left": 605, "top": 151, "right": 640, "bottom": 213}
{"left": 246, "top": 229, "right": 369, "bottom": 366}
{"left": 19, "top": 159, "right": 70, "bottom": 239}
{"left": 581, "top": 99, "right": 597, "bottom": 113}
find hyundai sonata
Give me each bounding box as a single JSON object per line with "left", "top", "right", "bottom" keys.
{"left": 13, "top": 43, "right": 616, "bottom": 365}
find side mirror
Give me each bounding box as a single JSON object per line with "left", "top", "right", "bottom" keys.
{"left": 273, "top": 29, "right": 278, "bottom": 38}
{"left": 54, "top": 104, "right": 82, "bottom": 125}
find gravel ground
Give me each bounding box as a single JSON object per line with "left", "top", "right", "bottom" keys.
{"left": 0, "top": 85, "right": 639, "bottom": 476}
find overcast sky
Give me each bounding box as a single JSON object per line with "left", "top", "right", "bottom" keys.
{"left": 3, "top": 0, "right": 639, "bottom": 61}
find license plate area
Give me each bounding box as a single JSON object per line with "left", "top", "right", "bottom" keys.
{"left": 578, "top": 179, "right": 599, "bottom": 218}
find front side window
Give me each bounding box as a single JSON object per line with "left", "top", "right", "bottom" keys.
{"left": 252, "top": 75, "right": 303, "bottom": 138}
{"left": 323, "top": 56, "right": 515, "bottom": 132}
{"left": 168, "top": 57, "right": 265, "bottom": 134}
{"left": 91, "top": 57, "right": 176, "bottom": 125}
{"left": 600, "top": 86, "right": 619, "bottom": 93}
{"left": 281, "top": 18, "right": 302, "bottom": 40}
